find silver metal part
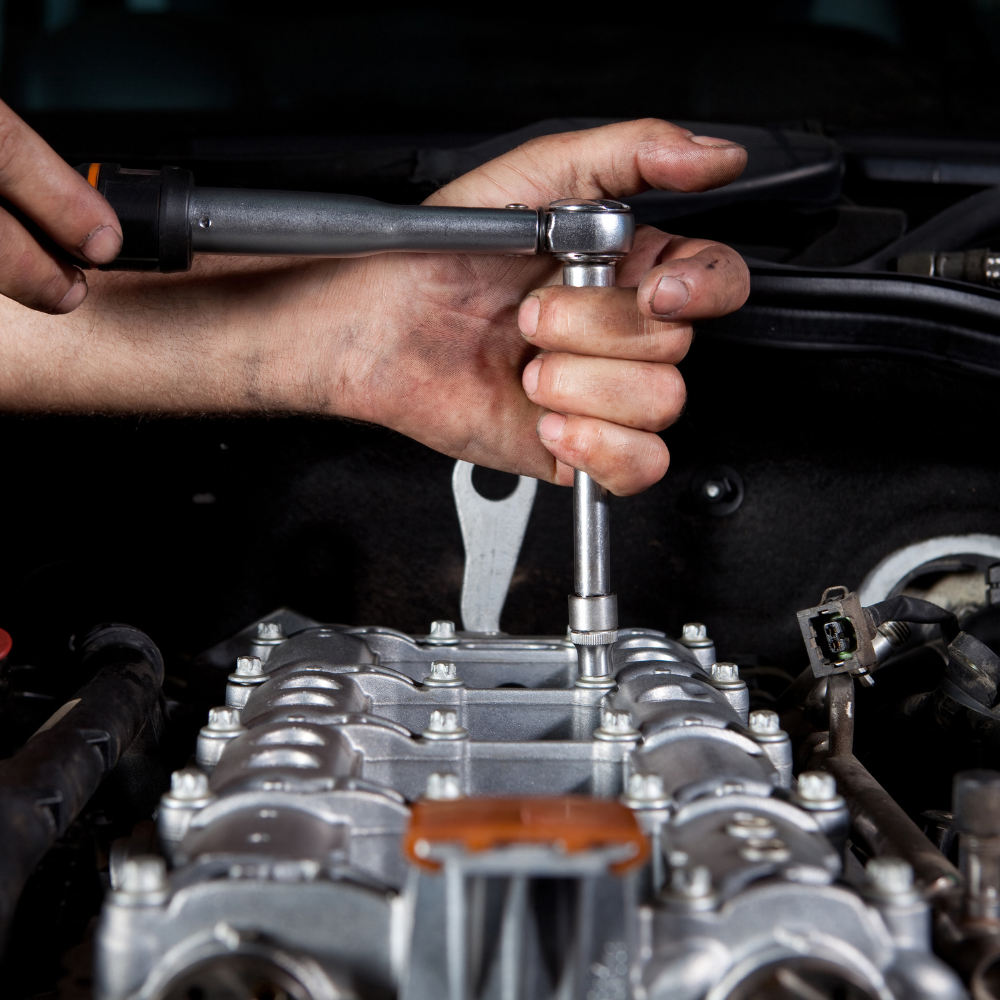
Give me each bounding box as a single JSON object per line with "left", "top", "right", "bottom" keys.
{"left": 551, "top": 199, "right": 633, "bottom": 689}
{"left": 190, "top": 189, "right": 541, "bottom": 257}
{"left": 679, "top": 622, "right": 717, "bottom": 670}
{"left": 873, "top": 620, "right": 911, "bottom": 665}
{"left": 452, "top": 460, "right": 537, "bottom": 633}
{"left": 96, "top": 617, "right": 962, "bottom": 1000}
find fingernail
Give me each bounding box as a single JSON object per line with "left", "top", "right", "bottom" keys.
{"left": 537, "top": 412, "right": 566, "bottom": 442}
{"left": 51, "top": 278, "right": 88, "bottom": 315}
{"left": 78, "top": 224, "right": 122, "bottom": 265}
{"left": 522, "top": 356, "right": 542, "bottom": 395}
{"left": 518, "top": 294, "right": 540, "bottom": 337}
{"left": 650, "top": 275, "right": 690, "bottom": 316}
{"left": 689, "top": 135, "right": 745, "bottom": 149}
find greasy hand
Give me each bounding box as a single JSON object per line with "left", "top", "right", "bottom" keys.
{"left": 0, "top": 99, "right": 122, "bottom": 313}
{"left": 337, "top": 120, "right": 749, "bottom": 495}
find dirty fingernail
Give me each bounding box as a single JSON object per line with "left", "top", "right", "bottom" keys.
{"left": 79, "top": 224, "right": 122, "bottom": 265}
{"left": 690, "top": 135, "right": 745, "bottom": 149}
{"left": 522, "top": 356, "right": 542, "bottom": 395}
{"left": 537, "top": 412, "right": 566, "bottom": 442}
{"left": 51, "top": 277, "right": 88, "bottom": 315}
{"left": 651, "top": 276, "right": 690, "bottom": 316}
{"left": 518, "top": 294, "right": 540, "bottom": 337}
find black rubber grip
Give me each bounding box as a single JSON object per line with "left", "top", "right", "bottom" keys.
{"left": 75, "top": 163, "right": 193, "bottom": 272}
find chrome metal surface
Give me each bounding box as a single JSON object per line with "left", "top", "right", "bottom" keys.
{"left": 189, "top": 189, "right": 541, "bottom": 257}
{"left": 452, "top": 460, "right": 537, "bottom": 634}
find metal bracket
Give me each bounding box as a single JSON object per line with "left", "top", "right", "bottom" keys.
{"left": 452, "top": 461, "right": 537, "bottom": 634}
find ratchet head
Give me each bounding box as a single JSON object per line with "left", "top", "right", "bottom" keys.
{"left": 542, "top": 199, "right": 635, "bottom": 263}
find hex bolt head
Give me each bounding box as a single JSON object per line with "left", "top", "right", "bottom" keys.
{"left": 118, "top": 855, "right": 169, "bottom": 904}
{"left": 682, "top": 623, "right": 708, "bottom": 642}
{"left": 622, "top": 772, "right": 670, "bottom": 809}
{"left": 425, "top": 773, "right": 463, "bottom": 800}
{"left": 235, "top": 655, "right": 264, "bottom": 677}
{"left": 671, "top": 864, "right": 713, "bottom": 899}
{"left": 431, "top": 660, "right": 456, "bottom": 680}
{"left": 740, "top": 837, "right": 792, "bottom": 863}
{"left": 425, "top": 619, "right": 460, "bottom": 645}
{"left": 257, "top": 622, "right": 284, "bottom": 640}
{"left": 710, "top": 662, "right": 739, "bottom": 683}
{"left": 594, "top": 708, "right": 640, "bottom": 742}
{"left": 749, "top": 710, "right": 781, "bottom": 735}
{"left": 628, "top": 773, "right": 664, "bottom": 799}
{"left": 423, "top": 659, "right": 463, "bottom": 688}
{"left": 866, "top": 856, "right": 915, "bottom": 898}
{"left": 793, "top": 771, "right": 847, "bottom": 813}
{"left": 726, "top": 811, "right": 778, "bottom": 840}
{"left": 421, "top": 709, "right": 468, "bottom": 741}
{"left": 207, "top": 707, "right": 243, "bottom": 732}
{"left": 168, "top": 768, "right": 211, "bottom": 802}
{"left": 196, "top": 707, "right": 247, "bottom": 770}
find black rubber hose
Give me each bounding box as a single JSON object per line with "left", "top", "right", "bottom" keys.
{"left": 853, "top": 186, "right": 1000, "bottom": 271}
{"left": 0, "top": 624, "right": 164, "bottom": 955}
{"left": 865, "top": 595, "right": 960, "bottom": 643}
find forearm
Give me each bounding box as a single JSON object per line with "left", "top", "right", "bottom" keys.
{"left": 0, "top": 256, "right": 356, "bottom": 415}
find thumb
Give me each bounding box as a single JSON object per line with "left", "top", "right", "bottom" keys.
{"left": 425, "top": 118, "right": 747, "bottom": 209}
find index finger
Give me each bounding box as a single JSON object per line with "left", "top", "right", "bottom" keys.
{"left": 0, "top": 100, "right": 121, "bottom": 264}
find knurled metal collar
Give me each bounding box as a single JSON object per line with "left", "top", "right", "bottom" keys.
{"left": 570, "top": 629, "right": 619, "bottom": 646}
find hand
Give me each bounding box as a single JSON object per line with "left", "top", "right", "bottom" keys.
{"left": 0, "top": 99, "right": 122, "bottom": 313}
{"left": 0, "top": 117, "right": 748, "bottom": 498}
{"left": 332, "top": 119, "right": 750, "bottom": 494}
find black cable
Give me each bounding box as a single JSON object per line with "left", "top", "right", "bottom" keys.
{"left": 852, "top": 186, "right": 1000, "bottom": 272}
{"left": 865, "top": 595, "right": 959, "bottom": 643}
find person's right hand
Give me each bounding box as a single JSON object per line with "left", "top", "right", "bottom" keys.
{"left": 0, "top": 100, "right": 121, "bottom": 313}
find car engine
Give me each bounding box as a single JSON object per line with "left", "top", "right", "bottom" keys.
{"left": 9, "top": 450, "right": 982, "bottom": 1000}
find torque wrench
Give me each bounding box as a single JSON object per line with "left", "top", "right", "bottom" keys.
{"left": 81, "top": 164, "right": 634, "bottom": 682}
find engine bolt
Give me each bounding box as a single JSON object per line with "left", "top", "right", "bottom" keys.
{"left": 594, "top": 708, "right": 640, "bottom": 742}
{"left": 671, "top": 864, "right": 713, "bottom": 899}
{"left": 795, "top": 771, "right": 840, "bottom": 805}
{"left": 421, "top": 709, "right": 468, "bottom": 741}
{"left": 158, "top": 769, "right": 215, "bottom": 850}
{"left": 425, "top": 619, "right": 460, "bottom": 646}
{"left": 866, "top": 856, "right": 915, "bottom": 899}
{"left": 196, "top": 707, "right": 247, "bottom": 770}
{"left": 726, "top": 811, "right": 778, "bottom": 840}
{"left": 207, "top": 707, "right": 243, "bottom": 732}
{"left": 226, "top": 655, "right": 267, "bottom": 709}
{"left": 423, "top": 659, "right": 463, "bottom": 688}
{"left": 622, "top": 772, "right": 670, "bottom": 809}
{"left": 235, "top": 655, "right": 264, "bottom": 677}
{"left": 739, "top": 837, "right": 792, "bottom": 863}
{"left": 250, "top": 621, "right": 286, "bottom": 664}
{"left": 168, "top": 768, "right": 212, "bottom": 802}
{"left": 709, "top": 662, "right": 742, "bottom": 687}
{"left": 679, "top": 623, "right": 716, "bottom": 668}
{"left": 748, "top": 710, "right": 781, "bottom": 735}
{"left": 425, "top": 773, "right": 463, "bottom": 799}
{"left": 116, "top": 855, "right": 169, "bottom": 906}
